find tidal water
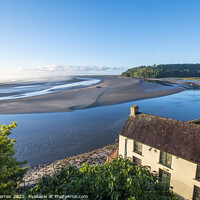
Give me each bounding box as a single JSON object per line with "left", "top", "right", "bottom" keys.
{"left": 0, "top": 77, "right": 100, "bottom": 100}
{"left": 0, "top": 87, "right": 200, "bottom": 166}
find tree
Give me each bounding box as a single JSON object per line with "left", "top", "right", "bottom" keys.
{"left": 0, "top": 122, "right": 28, "bottom": 195}
{"left": 27, "top": 157, "right": 179, "bottom": 200}
{"left": 121, "top": 64, "right": 200, "bottom": 78}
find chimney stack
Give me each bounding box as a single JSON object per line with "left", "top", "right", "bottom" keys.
{"left": 130, "top": 105, "right": 139, "bottom": 116}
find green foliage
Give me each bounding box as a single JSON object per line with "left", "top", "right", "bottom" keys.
{"left": 0, "top": 122, "right": 28, "bottom": 195}
{"left": 121, "top": 64, "right": 200, "bottom": 78}
{"left": 26, "top": 157, "right": 178, "bottom": 200}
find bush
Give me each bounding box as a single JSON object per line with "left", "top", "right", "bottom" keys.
{"left": 27, "top": 157, "right": 178, "bottom": 200}
{"left": 0, "top": 122, "right": 28, "bottom": 195}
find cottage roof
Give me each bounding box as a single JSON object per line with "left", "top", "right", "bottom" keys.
{"left": 120, "top": 112, "right": 200, "bottom": 164}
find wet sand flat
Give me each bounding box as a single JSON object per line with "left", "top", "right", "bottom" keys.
{"left": 0, "top": 77, "right": 183, "bottom": 114}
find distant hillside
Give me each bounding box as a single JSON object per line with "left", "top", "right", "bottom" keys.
{"left": 121, "top": 64, "right": 200, "bottom": 78}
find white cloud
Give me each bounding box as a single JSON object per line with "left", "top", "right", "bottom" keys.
{"left": 0, "top": 64, "right": 125, "bottom": 82}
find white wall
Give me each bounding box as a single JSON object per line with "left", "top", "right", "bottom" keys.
{"left": 119, "top": 135, "right": 200, "bottom": 200}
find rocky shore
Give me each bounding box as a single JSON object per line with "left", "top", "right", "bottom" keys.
{"left": 22, "top": 143, "right": 118, "bottom": 187}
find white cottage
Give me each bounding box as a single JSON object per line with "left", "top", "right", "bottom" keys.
{"left": 119, "top": 105, "right": 200, "bottom": 200}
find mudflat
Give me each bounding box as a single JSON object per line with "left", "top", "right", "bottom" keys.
{"left": 0, "top": 77, "right": 183, "bottom": 114}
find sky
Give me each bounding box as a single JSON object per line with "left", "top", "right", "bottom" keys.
{"left": 0, "top": 0, "right": 200, "bottom": 80}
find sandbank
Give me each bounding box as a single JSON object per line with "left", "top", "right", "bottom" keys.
{"left": 0, "top": 77, "right": 184, "bottom": 114}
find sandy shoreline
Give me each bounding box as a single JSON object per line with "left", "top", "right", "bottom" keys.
{"left": 0, "top": 77, "right": 184, "bottom": 114}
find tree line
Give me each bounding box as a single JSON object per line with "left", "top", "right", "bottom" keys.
{"left": 121, "top": 64, "right": 200, "bottom": 78}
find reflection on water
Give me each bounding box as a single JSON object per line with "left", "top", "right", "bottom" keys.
{"left": 0, "top": 88, "right": 200, "bottom": 166}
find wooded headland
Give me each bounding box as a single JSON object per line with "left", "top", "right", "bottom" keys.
{"left": 122, "top": 64, "right": 200, "bottom": 78}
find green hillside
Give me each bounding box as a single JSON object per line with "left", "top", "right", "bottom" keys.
{"left": 121, "top": 64, "right": 200, "bottom": 78}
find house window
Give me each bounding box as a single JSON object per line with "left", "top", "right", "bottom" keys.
{"left": 159, "top": 169, "right": 171, "bottom": 187}
{"left": 133, "top": 156, "right": 141, "bottom": 165}
{"left": 124, "top": 139, "right": 127, "bottom": 158}
{"left": 193, "top": 185, "right": 200, "bottom": 200}
{"left": 159, "top": 151, "right": 172, "bottom": 168}
{"left": 134, "top": 140, "right": 143, "bottom": 155}
{"left": 196, "top": 165, "right": 200, "bottom": 180}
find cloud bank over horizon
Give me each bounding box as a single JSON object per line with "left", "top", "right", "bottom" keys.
{"left": 0, "top": 65, "right": 125, "bottom": 82}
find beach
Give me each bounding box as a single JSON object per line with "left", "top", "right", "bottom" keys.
{"left": 0, "top": 77, "right": 183, "bottom": 114}
{"left": 1, "top": 77, "right": 199, "bottom": 167}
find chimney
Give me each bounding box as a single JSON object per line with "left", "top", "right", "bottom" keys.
{"left": 130, "top": 105, "right": 139, "bottom": 116}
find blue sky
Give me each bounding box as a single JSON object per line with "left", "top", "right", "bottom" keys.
{"left": 0, "top": 0, "right": 200, "bottom": 78}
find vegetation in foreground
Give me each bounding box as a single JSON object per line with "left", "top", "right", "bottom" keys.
{"left": 122, "top": 64, "right": 200, "bottom": 78}
{"left": 25, "top": 157, "right": 178, "bottom": 200}
{"left": 0, "top": 123, "right": 178, "bottom": 199}
{"left": 0, "top": 122, "right": 28, "bottom": 195}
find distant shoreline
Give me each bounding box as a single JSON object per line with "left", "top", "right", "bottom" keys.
{"left": 0, "top": 77, "right": 184, "bottom": 115}
{"left": 145, "top": 77, "right": 200, "bottom": 85}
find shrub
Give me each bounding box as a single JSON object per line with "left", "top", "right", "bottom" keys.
{"left": 0, "top": 122, "right": 28, "bottom": 195}
{"left": 27, "top": 157, "right": 178, "bottom": 200}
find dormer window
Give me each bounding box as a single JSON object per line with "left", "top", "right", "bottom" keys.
{"left": 134, "top": 140, "right": 143, "bottom": 155}
{"left": 160, "top": 151, "right": 172, "bottom": 168}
